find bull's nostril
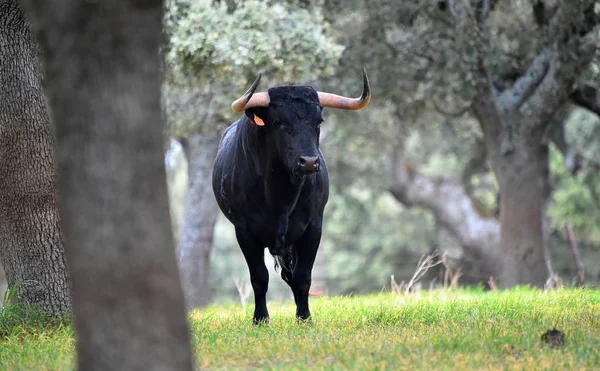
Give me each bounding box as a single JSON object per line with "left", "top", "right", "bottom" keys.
{"left": 298, "top": 156, "right": 319, "bottom": 172}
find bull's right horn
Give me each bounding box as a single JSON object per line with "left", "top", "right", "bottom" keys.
{"left": 231, "top": 73, "right": 271, "bottom": 112}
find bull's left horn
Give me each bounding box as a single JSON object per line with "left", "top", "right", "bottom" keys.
{"left": 317, "top": 68, "right": 371, "bottom": 110}
{"left": 231, "top": 73, "right": 271, "bottom": 112}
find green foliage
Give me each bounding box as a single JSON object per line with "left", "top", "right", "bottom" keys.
{"left": 0, "top": 285, "right": 73, "bottom": 370}
{"left": 164, "top": 0, "right": 344, "bottom": 137}
{"left": 549, "top": 153, "right": 600, "bottom": 245}
{"left": 3, "top": 289, "right": 599, "bottom": 370}
{"left": 548, "top": 107, "right": 600, "bottom": 244}
{"left": 167, "top": 0, "right": 343, "bottom": 83}
{"left": 0, "top": 285, "right": 71, "bottom": 339}
{"left": 322, "top": 190, "right": 436, "bottom": 295}
{"left": 164, "top": 0, "right": 600, "bottom": 301}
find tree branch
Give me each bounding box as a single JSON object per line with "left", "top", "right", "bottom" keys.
{"left": 389, "top": 149, "right": 500, "bottom": 259}
{"left": 521, "top": 1, "right": 599, "bottom": 124}
{"left": 461, "top": 136, "right": 489, "bottom": 198}
{"left": 494, "top": 48, "right": 552, "bottom": 113}
{"left": 565, "top": 223, "right": 585, "bottom": 287}
{"left": 570, "top": 84, "right": 600, "bottom": 117}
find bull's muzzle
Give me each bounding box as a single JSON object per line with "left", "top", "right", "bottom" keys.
{"left": 297, "top": 156, "right": 320, "bottom": 174}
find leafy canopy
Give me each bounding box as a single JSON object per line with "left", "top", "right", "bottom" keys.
{"left": 164, "top": 0, "right": 344, "bottom": 136}
{"left": 166, "top": 0, "right": 343, "bottom": 85}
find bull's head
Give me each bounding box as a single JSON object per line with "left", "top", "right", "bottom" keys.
{"left": 231, "top": 69, "right": 371, "bottom": 179}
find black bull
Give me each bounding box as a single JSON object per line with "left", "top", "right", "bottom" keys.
{"left": 212, "top": 71, "right": 370, "bottom": 324}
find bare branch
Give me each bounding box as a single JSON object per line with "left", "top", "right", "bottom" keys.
{"left": 405, "top": 251, "right": 443, "bottom": 294}
{"left": 233, "top": 277, "right": 252, "bottom": 308}
{"left": 521, "top": 1, "right": 600, "bottom": 123}
{"left": 495, "top": 48, "right": 552, "bottom": 113}
{"left": 565, "top": 224, "right": 585, "bottom": 287}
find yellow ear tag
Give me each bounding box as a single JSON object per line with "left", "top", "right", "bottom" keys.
{"left": 252, "top": 114, "right": 265, "bottom": 126}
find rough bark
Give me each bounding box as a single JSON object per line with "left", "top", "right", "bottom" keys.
{"left": 0, "top": 0, "right": 71, "bottom": 316}
{"left": 20, "top": 1, "right": 194, "bottom": 370}
{"left": 471, "top": 98, "right": 551, "bottom": 287}
{"left": 178, "top": 133, "right": 220, "bottom": 309}
{"left": 388, "top": 149, "right": 500, "bottom": 281}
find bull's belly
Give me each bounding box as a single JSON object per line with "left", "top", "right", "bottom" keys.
{"left": 249, "top": 218, "right": 309, "bottom": 250}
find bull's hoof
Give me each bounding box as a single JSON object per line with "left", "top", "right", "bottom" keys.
{"left": 295, "top": 315, "right": 312, "bottom": 325}
{"left": 252, "top": 316, "right": 270, "bottom": 326}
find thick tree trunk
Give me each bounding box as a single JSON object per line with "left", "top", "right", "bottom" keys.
{"left": 0, "top": 0, "right": 71, "bottom": 315}
{"left": 179, "top": 133, "right": 220, "bottom": 309}
{"left": 426, "top": 0, "right": 597, "bottom": 288}
{"left": 20, "top": 1, "right": 194, "bottom": 370}
{"left": 475, "top": 101, "right": 551, "bottom": 287}
{"left": 492, "top": 139, "right": 551, "bottom": 287}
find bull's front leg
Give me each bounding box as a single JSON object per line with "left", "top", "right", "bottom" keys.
{"left": 292, "top": 218, "right": 322, "bottom": 321}
{"left": 235, "top": 226, "right": 269, "bottom": 325}
{"left": 270, "top": 214, "right": 288, "bottom": 256}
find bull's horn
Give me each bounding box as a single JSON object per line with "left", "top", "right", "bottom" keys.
{"left": 317, "top": 68, "right": 371, "bottom": 110}
{"left": 231, "top": 73, "right": 271, "bottom": 112}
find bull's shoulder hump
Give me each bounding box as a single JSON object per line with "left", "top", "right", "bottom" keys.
{"left": 218, "top": 121, "right": 239, "bottom": 150}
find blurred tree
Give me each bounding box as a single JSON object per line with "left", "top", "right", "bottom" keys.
{"left": 422, "top": 0, "right": 598, "bottom": 287}
{"left": 320, "top": 0, "right": 600, "bottom": 287}
{"left": 549, "top": 107, "right": 600, "bottom": 245}
{"left": 316, "top": 0, "right": 501, "bottom": 283}
{"left": 164, "top": 0, "right": 344, "bottom": 308}
{"left": 0, "top": 0, "right": 71, "bottom": 316}
{"left": 22, "top": 0, "right": 194, "bottom": 369}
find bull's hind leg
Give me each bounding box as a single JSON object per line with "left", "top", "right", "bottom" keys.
{"left": 235, "top": 226, "right": 269, "bottom": 325}
{"left": 292, "top": 219, "right": 322, "bottom": 321}
{"left": 278, "top": 256, "right": 298, "bottom": 305}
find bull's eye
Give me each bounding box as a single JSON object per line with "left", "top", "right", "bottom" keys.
{"left": 273, "top": 120, "right": 283, "bottom": 126}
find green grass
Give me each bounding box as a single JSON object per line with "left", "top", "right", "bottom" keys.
{"left": 1, "top": 288, "right": 599, "bottom": 370}
{"left": 0, "top": 289, "right": 73, "bottom": 371}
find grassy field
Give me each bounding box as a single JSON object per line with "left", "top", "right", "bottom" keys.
{"left": 1, "top": 288, "right": 599, "bottom": 370}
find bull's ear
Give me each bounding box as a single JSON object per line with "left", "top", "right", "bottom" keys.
{"left": 245, "top": 109, "right": 266, "bottom": 126}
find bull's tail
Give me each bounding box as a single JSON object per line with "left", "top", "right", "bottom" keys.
{"left": 273, "top": 250, "right": 322, "bottom": 297}
{"left": 273, "top": 253, "right": 294, "bottom": 273}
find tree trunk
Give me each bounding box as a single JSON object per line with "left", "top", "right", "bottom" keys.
{"left": 492, "top": 139, "right": 551, "bottom": 287}
{"left": 179, "top": 133, "right": 220, "bottom": 309}
{"left": 475, "top": 101, "right": 551, "bottom": 287}
{"left": 20, "top": 1, "right": 194, "bottom": 370}
{"left": 0, "top": 0, "right": 71, "bottom": 316}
